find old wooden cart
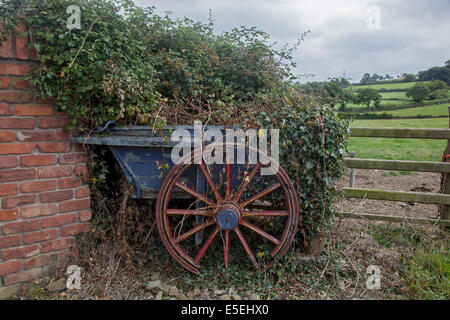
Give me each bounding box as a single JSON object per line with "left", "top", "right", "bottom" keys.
{"left": 75, "top": 125, "right": 299, "bottom": 274}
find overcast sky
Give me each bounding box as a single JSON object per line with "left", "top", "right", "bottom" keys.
{"left": 134, "top": 0, "right": 450, "bottom": 83}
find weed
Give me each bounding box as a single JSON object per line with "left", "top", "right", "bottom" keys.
{"left": 381, "top": 171, "right": 417, "bottom": 177}
{"left": 403, "top": 245, "right": 450, "bottom": 299}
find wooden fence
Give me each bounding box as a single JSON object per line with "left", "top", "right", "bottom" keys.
{"left": 340, "top": 111, "right": 450, "bottom": 227}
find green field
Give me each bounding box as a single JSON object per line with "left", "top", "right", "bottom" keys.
{"left": 372, "top": 103, "right": 450, "bottom": 117}
{"left": 379, "top": 91, "right": 408, "bottom": 100}
{"left": 349, "top": 118, "right": 447, "bottom": 162}
{"left": 344, "top": 99, "right": 413, "bottom": 110}
{"left": 351, "top": 81, "right": 428, "bottom": 91}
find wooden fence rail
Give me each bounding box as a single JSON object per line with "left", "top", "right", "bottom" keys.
{"left": 340, "top": 114, "right": 450, "bottom": 226}
{"left": 344, "top": 158, "right": 450, "bottom": 173}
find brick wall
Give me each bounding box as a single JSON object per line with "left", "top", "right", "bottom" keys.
{"left": 0, "top": 26, "right": 91, "bottom": 297}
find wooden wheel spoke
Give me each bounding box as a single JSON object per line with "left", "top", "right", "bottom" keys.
{"left": 167, "top": 209, "right": 211, "bottom": 216}
{"left": 174, "top": 181, "right": 215, "bottom": 207}
{"left": 240, "top": 182, "right": 281, "bottom": 208}
{"left": 234, "top": 226, "right": 258, "bottom": 267}
{"left": 224, "top": 230, "right": 230, "bottom": 269}
{"left": 194, "top": 227, "right": 219, "bottom": 264}
{"left": 243, "top": 210, "right": 288, "bottom": 217}
{"left": 240, "top": 220, "right": 280, "bottom": 245}
{"left": 225, "top": 164, "right": 231, "bottom": 199}
{"left": 199, "top": 163, "right": 222, "bottom": 202}
{"left": 175, "top": 220, "right": 214, "bottom": 243}
{"left": 233, "top": 163, "right": 261, "bottom": 202}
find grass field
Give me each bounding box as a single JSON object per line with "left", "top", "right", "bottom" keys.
{"left": 379, "top": 91, "right": 408, "bottom": 100}
{"left": 349, "top": 118, "right": 447, "bottom": 162}
{"left": 343, "top": 99, "right": 413, "bottom": 110}
{"left": 372, "top": 103, "right": 450, "bottom": 117}
{"left": 351, "top": 81, "right": 428, "bottom": 91}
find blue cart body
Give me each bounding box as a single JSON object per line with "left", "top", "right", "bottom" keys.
{"left": 74, "top": 125, "right": 244, "bottom": 199}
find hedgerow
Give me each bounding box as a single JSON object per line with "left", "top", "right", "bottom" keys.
{"left": 1, "top": 0, "right": 349, "bottom": 252}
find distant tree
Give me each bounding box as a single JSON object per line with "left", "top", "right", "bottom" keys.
{"left": 429, "top": 89, "right": 449, "bottom": 100}
{"left": 384, "top": 73, "right": 392, "bottom": 80}
{"left": 360, "top": 73, "right": 371, "bottom": 84}
{"left": 427, "top": 79, "right": 448, "bottom": 92}
{"left": 446, "top": 59, "right": 450, "bottom": 67}
{"left": 371, "top": 73, "right": 381, "bottom": 81}
{"left": 298, "top": 77, "right": 354, "bottom": 109}
{"left": 418, "top": 66, "right": 450, "bottom": 85}
{"left": 357, "top": 88, "right": 382, "bottom": 109}
{"left": 402, "top": 73, "right": 417, "bottom": 82}
{"left": 406, "top": 83, "right": 430, "bottom": 104}
{"left": 426, "top": 80, "right": 448, "bottom": 100}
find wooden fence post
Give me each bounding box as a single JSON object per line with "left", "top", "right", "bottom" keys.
{"left": 440, "top": 106, "right": 450, "bottom": 222}
{"left": 349, "top": 151, "right": 356, "bottom": 188}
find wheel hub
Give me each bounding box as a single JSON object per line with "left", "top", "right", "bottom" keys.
{"left": 216, "top": 202, "right": 242, "bottom": 230}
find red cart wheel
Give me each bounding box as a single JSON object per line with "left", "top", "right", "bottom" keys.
{"left": 156, "top": 142, "right": 299, "bottom": 274}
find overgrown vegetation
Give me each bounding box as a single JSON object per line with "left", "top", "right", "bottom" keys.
{"left": 403, "top": 245, "right": 449, "bottom": 299}
{"left": 0, "top": 0, "right": 349, "bottom": 267}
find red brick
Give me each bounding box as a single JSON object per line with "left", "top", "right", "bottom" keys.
{"left": 0, "top": 155, "right": 18, "bottom": 168}
{"left": 0, "top": 235, "right": 21, "bottom": 249}
{"left": 57, "top": 249, "right": 76, "bottom": 262}
{"left": 15, "top": 104, "right": 54, "bottom": 116}
{"left": 1, "top": 245, "right": 39, "bottom": 261}
{"left": 0, "top": 76, "right": 10, "bottom": 89}
{"left": 76, "top": 186, "right": 90, "bottom": 198}
{"left": 0, "top": 32, "right": 13, "bottom": 58}
{"left": 40, "top": 238, "right": 73, "bottom": 253}
{"left": 37, "top": 166, "right": 72, "bottom": 178}
{"left": 74, "top": 164, "right": 88, "bottom": 176}
{"left": 0, "top": 168, "right": 36, "bottom": 182}
{"left": 0, "top": 91, "right": 33, "bottom": 105}
{"left": 24, "top": 254, "right": 51, "bottom": 270}
{"left": 55, "top": 129, "right": 71, "bottom": 140}
{"left": 3, "top": 267, "right": 44, "bottom": 285}
{"left": 37, "top": 142, "right": 71, "bottom": 153}
{"left": 74, "top": 144, "right": 88, "bottom": 152}
{"left": 38, "top": 118, "right": 70, "bottom": 129}
{"left": 34, "top": 96, "right": 54, "bottom": 104}
{"left": 11, "top": 77, "right": 28, "bottom": 90}
{"left": 0, "top": 130, "right": 16, "bottom": 142}
{"left": 0, "top": 260, "right": 22, "bottom": 276}
{"left": 21, "top": 204, "right": 57, "bottom": 218}
{"left": 59, "top": 176, "right": 83, "bottom": 189}
{"left": 2, "top": 194, "right": 36, "bottom": 209}
{"left": 0, "top": 117, "right": 35, "bottom": 128}
{"left": 0, "top": 142, "right": 36, "bottom": 155}
{"left": 22, "top": 229, "right": 58, "bottom": 244}
{"left": 0, "top": 208, "right": 19, "bottom": 221}
{"left": 17, "top": 130, "right": 55, "bottom": 142}
{"left": 59, "top": 199, "right": 90, "bottom": 213}
{"left": 0, "top": 63, "right": 31, "bottom": 76}
{"left": 15, "top": 24, "right": 28, "bottom": 60}
{"left": 20, "top": 180, "right": 57, "bottom": 193}
{"left": 79, "top": 210, "right": 92, "bottom": 222}
{"left": 42, "top": 213, "right": 76, "bottom": 228}
{"left": 20, "top": 155, "right": 56, "bottom": 167}
{"left": 61, "top": 223, "right": 91, "bottom": 236}
{"left": 40, "top": 190, "right": 73, "bottom": 203}
{"left": 59, "top": 153, "right": 88, "bottom": 165}
{"left": 1, "top": 219, "right": 40, "bottom": 235}
{"left": 0, "top": 183, "right": 18, "bottom": 196}
{"left": 0, "top": 103, "right": 13, "bottom": 116}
